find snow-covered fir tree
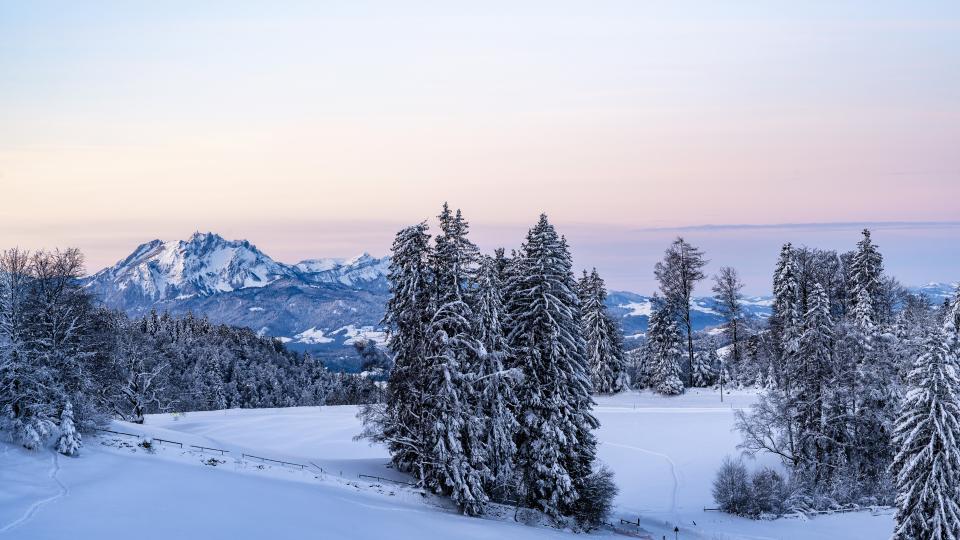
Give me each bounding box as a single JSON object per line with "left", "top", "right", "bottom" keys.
{"left": 849, "top": 229, "right": 885, "bottom": 325}
{"left": 474, "top": 251, "right": 519, "bottom": 499}
{"left": 578, "top": 269, "right": 628, "bottom": 394}
{"left": 56, "top": 401, "right": 81, "bottom": 456}
{"left": 421, "top": 204, "right": 488, "bottom": 515}
{"left": 792, "top": 283, "right": 834, "bottom": 484}
{"left": 504, "top": 214, "right": 601, "bottom": 521}
{"left": 736, "top": 233, "right": 919, "bottom": 508}
{"left": 691, "top": 349, "right": 718, "bottom": 387}
{"left": 770, "top": 243, "right": 801, "bottom": 389}
{"left": 713, "top": 266, "right": 746, "bottom": 365}
{"left": 654, "top": 237, "right": 708, "bottom": 387}
{"left": 891, "top": 329, "right": 960, "bottom": 540}
{"left": 645, "top": 298, "right": 685, "bottom": 395}
{"left": 365, "top": 222, "right": 434, "bottom": 479}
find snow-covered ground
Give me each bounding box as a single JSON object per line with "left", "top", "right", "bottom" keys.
{"left": 0, "top": 390, "right": 893, "bottom": 539}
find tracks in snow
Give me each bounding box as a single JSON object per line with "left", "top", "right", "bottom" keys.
{"left": 603, "top": 441, "right": 680, "bottom": 514}
{"left": 0, "top": 451, "right": 68, "bottom": 535}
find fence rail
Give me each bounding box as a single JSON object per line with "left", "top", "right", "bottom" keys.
{"left": 619, "top": 517, "right": 640, "bottom": 527}
{"left": 241, "top": 453, "right": 306, "bottom": 470}
{"left": 357, "top": 473, "right": 416, "bottom": 487}
{"left": 153, "top": 437, "right": 183, "bottom": 448}
{"left": 95, "top": 428, "right": 140, "bottom": 438}
{"left": 191, "top": 444, "right": 230, "bottom": 455}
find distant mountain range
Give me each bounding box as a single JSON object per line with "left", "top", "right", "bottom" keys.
{"left": 83, "top": 232, "right": 957, "bottom": 371}
{"left": 83, "top": 233, "right": 389, "bottom": 370}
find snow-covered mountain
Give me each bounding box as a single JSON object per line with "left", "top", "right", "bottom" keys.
{"left": 87, "top": 232, "right": 389, "bottom": 305}
{"left": 912, "top": 281, "right": 959, "bottom": 304}
{"left": 88, "top": 233, "right": 294, "bottom": 304}
{"left": 83, "top": 233, "right": 390, "bottom": 369}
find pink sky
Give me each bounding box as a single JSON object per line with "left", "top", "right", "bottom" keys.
{"left": 1, "top": 2, "right": 957, "bottom": 291}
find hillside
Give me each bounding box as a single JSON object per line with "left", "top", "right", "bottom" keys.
{"left": 0, "top": 391, "right": 893, "bottom": 539}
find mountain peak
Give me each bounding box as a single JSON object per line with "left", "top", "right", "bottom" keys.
{"left": 86, "top": 233, "right": 390, "bottom": 307}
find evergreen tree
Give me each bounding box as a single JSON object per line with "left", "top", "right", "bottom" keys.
{"left": 771, "top": 243, "right": 802, "bottom": 389}
{"left": 793, "top": 283, "right": 834, "bottom": 484}
{"left": 56, "top": 401, "right": 81, "bottom": 456}
{"left": 691, "top": 349, "right": 718, "bottom": 387}
{"left": 422, "top": 204, "right": 487, "bottom": 515}
{"left": 578, "top": 269, "right": 628, "bottom": 394}
{"left": 646, "top": 299, "right": 684, "bottom": 395}
{"left": 891, "top": 330, "right": 960, "bottom": 540}
{"left": 713, "top": 266, "right": 746, "bottom": 366}
{"left": 364, "top": 222, "right": 433, "bottom": 478}
{"left": 504, "top": 214, "right": 600, "bottom": 520}
{"left": 654, "top": 237, "right": 708, "bottom": 387}
{"left": 474, "top": 252, "right": 519, "bottom": 499}
{"left": 849, "top": 229, "right": 884, "bottom": 325}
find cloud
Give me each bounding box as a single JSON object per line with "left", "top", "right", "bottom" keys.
{"left": 635, "top": 221, "right": 960, "bottom": 233}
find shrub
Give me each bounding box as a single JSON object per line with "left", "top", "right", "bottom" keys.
{"left": 751, "top": 467, "right": 787, "bottom": 515}
{"left": 712, "top": 457, "right": 753, "bottom": 515}
{"left": 571, "top": 465, "right": 619, "bottom": 529}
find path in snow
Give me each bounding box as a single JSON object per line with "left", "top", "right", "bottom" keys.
{"left": 603, "top": 440, "right": 680, "bottom": 514}
{"left": 0, "top": 451, "right": 68, "bottom": 535}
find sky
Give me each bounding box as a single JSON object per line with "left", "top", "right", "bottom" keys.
{"left": 0, "top": 1, "right": 958, "bottom": 293}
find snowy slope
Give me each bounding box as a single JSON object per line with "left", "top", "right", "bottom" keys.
{"left": 0, "top": 392, "right": 893, "bottom": 539}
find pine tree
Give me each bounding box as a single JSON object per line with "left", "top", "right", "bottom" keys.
{"left": 646, "top": 299, "right": 684, "bottom": 395}
{"left": 363, "top": 222, "right": 434, "bottom": 478}
{"left": 793, "top": 283, "right": 833, "bottom": 483}
{"left": 845, "top": 230, "right": 898, "bottom": 488}
{"left": 849, "top": 229, "right": 884, "bottom": 325}
{"left": 891, "top": 330, "right": 960, "bottom": 540}
{"left": 504, "top": 214, "right": 600, "bottom": 520}
{"left": 654, "top": 237, "right": 708, "bottom": 387}
{"left": 713, "top": 266, "right": 746, "bottom": 365}
{"left": 474, "top": 252, "right": 519, "bottom": 499}
{"left": 691, "top": 349, "right": 718, "bottom": 387}
{"left": 578, "top": 269, "right": 628, "bottom": 394}
{"left": 56, "top": 401, "right": 81, "bottom": 456}
{"left": 422, "top": 204, "right": 487, "bottom": 515}
{"left": 771, "top": 243, "right": 802, "bottom": 375}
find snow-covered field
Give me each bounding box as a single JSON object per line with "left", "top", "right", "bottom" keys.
{"left": 0, "top": 391, "right": 893, "bottom": 539}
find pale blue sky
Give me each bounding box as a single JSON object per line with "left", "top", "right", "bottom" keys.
{"left": 0, "top": 1, "right": 957, "bottom": 292}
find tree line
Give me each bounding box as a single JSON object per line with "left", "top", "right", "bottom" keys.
{"left": 359, "top": 205, "right": 626, "bottom": 528}
{"left": 702, "top": 230, "right": 960, "bottom": 539}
